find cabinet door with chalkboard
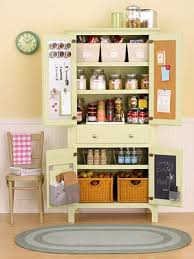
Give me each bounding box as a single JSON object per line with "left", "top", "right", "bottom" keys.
{"left": 149, "top": 33, "right": 181, "bottom": 126}
{"left": 149, "top": 147, "right": 182, "bottom": 207}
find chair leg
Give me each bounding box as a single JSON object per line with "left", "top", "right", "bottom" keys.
{"left": 38, "top": 180, "right": 44, "bottom": 224}
{"left": 8, "top": 180, "right": 14, "bottom": 224}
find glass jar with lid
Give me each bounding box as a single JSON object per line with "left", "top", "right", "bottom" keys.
{"left": 108, "top": 74, "right": 122, "bottom": 90}
{"left": 125, "top": 74, "right": 138, "bottom": 90}
{"left": 90, "top": 69, "right": 106, "bottom": 90}
{"left": 77, "top": 69, "right": 86, "bottom": 90}
{"left": 140, "top": 74, "right": 149, "bottom": 89}
{"left": 126, "top": 5, "right": 141, "bottom": 28}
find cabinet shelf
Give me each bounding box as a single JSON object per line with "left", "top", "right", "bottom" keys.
{"left": 77, "top": 89, "right": 149, "bottom": 95}
{"left": 77, "top": 165, "right": 148, "bottom": 170}
{"left": 77, "top": 62, "right": 149, "bottom": 67}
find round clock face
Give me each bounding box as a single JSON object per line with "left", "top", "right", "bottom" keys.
{"left": 16, "top": 31, "right": 40, "bottom": 55}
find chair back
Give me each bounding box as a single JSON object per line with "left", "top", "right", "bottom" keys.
{"left": 7, "top": 132, "right": 44, "bottom": 169}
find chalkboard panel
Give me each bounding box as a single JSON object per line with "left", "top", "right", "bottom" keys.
{"left": 154, "top": 155, "right": 176, "bottom": 200}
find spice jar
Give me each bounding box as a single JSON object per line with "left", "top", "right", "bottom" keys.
{"left": 97, "top": 101, "right": 106, "bottom": 122}
{"left": 100, "top": 149, "right": 107, "bottom": 165}
{"left": 90, "top": 69, "right": 106, "bottom": 90}
{"left": 106, "top": 99, "right": 114, "bottom": 122}
{"left": 140, "top": 74, "right": 149, "bottom": 89}
{"left": 87, "top": 149, "right": 93, "bottom": 165}
{"left": 77, "top": 69, "right": 86, "bottom": 90}
{"left": 126, "top": 5, "right": 141, "bottom": 28}
{"left": 77, "top": 98, "right": 85, "bottom": 124}
{"left": 125, "top": 74, "right": 138, "bottom": 90}
{"left": 94, "top": 149, "right": 100, "bottom": 165}
{"left": 109, "top": 74, "right": 122, "bottom": 90}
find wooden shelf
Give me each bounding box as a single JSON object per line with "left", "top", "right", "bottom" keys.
{"left": 77, "top": 62, "right": 149, "bottom": 67}
{"left": 77, "top": 165, "right": 148, "bottom": 170}
{"left": 77, "top": 89, "right": 149, "bottom": 95}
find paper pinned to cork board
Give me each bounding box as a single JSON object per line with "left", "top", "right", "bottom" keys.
{"left": 157, "top": 89, "right": 171, "bottom": 113}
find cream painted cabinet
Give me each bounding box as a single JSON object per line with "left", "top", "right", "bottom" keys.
{"left": 42, "top": 29, "right": 182, "bottom": 223}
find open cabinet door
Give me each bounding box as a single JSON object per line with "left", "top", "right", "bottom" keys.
{"left": 149, "top": 147, "right": 182, "bottom": 207}
{"left": 149, "top": 34, "right": 181, "bottom": 125}
{"left": 42, "top": 34, "right": 77, "bottom": 126}
{"left": 46, "top": 148, "right": 77, "bottom": 207}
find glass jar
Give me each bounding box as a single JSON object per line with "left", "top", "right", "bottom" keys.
{"left": 109, "top": 74, "right": 122, "bottom": 90}
{"left": 100, "top": 149, "right": 107, "bottom": 165}
{"left": 126, "top": 5, "right": 141, "bottom": 28}
{"left": 125, "top": 74, "right": 138, "bottom": 90}
{"left": 87, "top": 149, "right": 93, "bottom": 165}
{"left": 94, "top": 149, "right": 100, "bottom": 165}
{"left": 131, "top": 148, "right": 138, "bottom": 164}
{"left": 77, "top": 69, "right": 86, "bottom": 90}
{"left": 90, "top": 69, "right": 106, "bottom": 90}
{"left": 77, "top": 98, "right": 85, "bottom": 124}
{"left": 140, "top": 74, "right": 149, "bottom": 89}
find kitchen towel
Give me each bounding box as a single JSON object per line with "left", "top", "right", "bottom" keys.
{"left": 12, "top": 133, "right": 32, "bottom": 165}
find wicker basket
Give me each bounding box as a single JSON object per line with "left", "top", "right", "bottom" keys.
{"left": 117, "top": 177, "right": 148, "bottom": 203}
{"left": 79, "top": 177, "right": 113, "bottom": 203}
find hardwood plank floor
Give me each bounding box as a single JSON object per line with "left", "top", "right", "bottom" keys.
{"left": 0, "top": 212, "right": 193, "bottom": 259}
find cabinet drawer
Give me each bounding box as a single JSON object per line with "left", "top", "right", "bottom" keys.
{"left": 77, "top": 125, "right": 149, "bottom": 144}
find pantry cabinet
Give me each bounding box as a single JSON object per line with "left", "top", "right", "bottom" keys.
{"left": 42, "top": 28, "right": 182, "bottom": 223}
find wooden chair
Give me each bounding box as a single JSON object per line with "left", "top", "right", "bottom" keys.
{"left": 6, "top": 132, "right": 44, "bottom": 224}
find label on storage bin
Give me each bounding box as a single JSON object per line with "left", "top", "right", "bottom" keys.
{"left": 136, "top": 50, "right": 145, "bottom": 59}
{"left": 110, "top": 51, "right": 118, "bottom": 58}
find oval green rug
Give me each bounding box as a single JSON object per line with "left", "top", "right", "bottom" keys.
{"left": 15, "top": 224, "right": 191, "bottom": 254}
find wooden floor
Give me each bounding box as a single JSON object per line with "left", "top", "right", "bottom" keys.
{"left": 0, "top": 212, "right": 194, "bottom": 259}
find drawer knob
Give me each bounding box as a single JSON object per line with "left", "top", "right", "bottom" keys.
{"left": 92, "top": 134, "right": 97, "bottom": 139}
{"left": 128, "top": 134, "right": 134, "bottom": 139}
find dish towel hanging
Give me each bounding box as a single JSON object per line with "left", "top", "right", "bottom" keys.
{"left": 12, "top": 133, "right": 32, "bottom": 165}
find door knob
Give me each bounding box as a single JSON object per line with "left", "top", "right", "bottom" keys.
{"left": 92, "top": 134, "right": 97, "bottom": 139}
{"left": 128, "top": 134, "right": 134, "bottom": 139}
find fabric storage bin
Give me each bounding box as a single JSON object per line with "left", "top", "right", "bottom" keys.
{"left": 127, "top": 43, "right": 148, "bottom": 62}
{"left": 117, "top": 177, "right": 148, "bottom": 202}
{"left": 79, "top": 177, "right": 113, "bottom": 202}
{"left": 101, "top": 43, "right": 127, "bottom": 62}
{"left": 77, "top": 43, "right": 100, "bottom": 62}
{"left": 49, "top": 182, "right": 80, "bottom": 206}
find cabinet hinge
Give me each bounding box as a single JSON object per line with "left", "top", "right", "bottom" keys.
{"left": 72, "top": 116, "right": 77, "bottom": 120}
{"left": 149, "top": 153, "right": 154, "bottom": 157}
{"left": 73, "top": 152, "right": 78, "bottom": 157}
{"left": 148, "top": 40, "right": 154, "bottom": 44}
{"left": 71, "top": 39, "right": 77, "bottom": 43}
{"left": 149, "top": 197, "right": 154, "bottom": 200}
{"left": 149, "top": 116, "right": 154, "bottom": 121}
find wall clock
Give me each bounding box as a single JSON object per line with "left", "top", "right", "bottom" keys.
{"left": 16, "top": 31, "right": 40, "bottom": 55}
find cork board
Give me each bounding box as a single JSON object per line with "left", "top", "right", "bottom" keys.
{"left": 154, "top": 40, "right": 176, "bottom": 119}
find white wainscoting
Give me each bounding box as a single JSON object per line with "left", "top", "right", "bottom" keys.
{"left": 0, "top": 118, "right": 194, "bottom": 214}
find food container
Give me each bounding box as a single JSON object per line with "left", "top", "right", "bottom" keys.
{"left": 90, "top": 69, "right": 106, "bottom": 90}
{"left": 101, "top": 43, "right": 126, "bottom": 62}
{"left": 140, "top": 9, "right": 157, "bottom": 28}
{"left": 125, "top": 74, "right": 138, "bottom": 90}
{"left": 128, "top": 96, "right": 138, "bottom": 109}
{"left": 127, "top": 43, "right": 149, "bottom": 62}
{"left": 126, "top": 5, "right": 141, "bottom": 28}
{"left": 109, "top": 74, "right": 122, "bottom": 90}
{"left": 138, "top": 96, "right": 148, "bottom": 109}
{"left": 131, "top": 109, "right": 139, "bottom": 124}
{"left": 138, "top": 109, "right": 146, "bottom": 124}
{"left": 77, "top": 43, "right": 100, "bottom": 62}
{"left": 77, "top": 69, "right": 86, "bottom": 90}
{"left": 97, "top": 100, "right": 106, "bottom": 122}
{"left": 140, "top": 74, "right": 149, "bottom": 89}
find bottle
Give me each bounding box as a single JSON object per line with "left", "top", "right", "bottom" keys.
{"left": 124, "top": 148, "right": 131, "bottom": 164}
{"left": 100, "top": 149, "right": 107, "bottom": 165}
{"left": 77, "top": 98, "right": 85, "bottom": 124}
{"left": 131, "top": 148, "right": 138, "bottom": 164}
{"left": 118, "top": 148, "right": 124, "bottom": 164}
{"left": 87, "top": 149, "right": 93, "bottom": 165}
{"left": 94, "top": 149, "right": 100, "bottom": 165}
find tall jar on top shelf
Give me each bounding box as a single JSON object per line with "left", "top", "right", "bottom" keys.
{"left": 126, "top": 5, "right": 141, "bottom": 28}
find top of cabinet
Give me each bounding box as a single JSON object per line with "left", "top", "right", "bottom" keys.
{"left": 64, "top": 28, "right": 160, "bottom": 36}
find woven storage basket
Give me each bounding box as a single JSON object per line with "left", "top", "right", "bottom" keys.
{"left": 117, "top": 177, "right": 148, "bottom": 203}
{"left": 79, "top": 177, "right": 113, "bottom": 203}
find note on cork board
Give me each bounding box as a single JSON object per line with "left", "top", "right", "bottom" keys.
{"left": 154, "top": 40, "right": 176, "bottom": 119}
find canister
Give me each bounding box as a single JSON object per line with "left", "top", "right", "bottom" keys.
{"left": 140, "top": 9, "right": 157, "bottom": 28}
